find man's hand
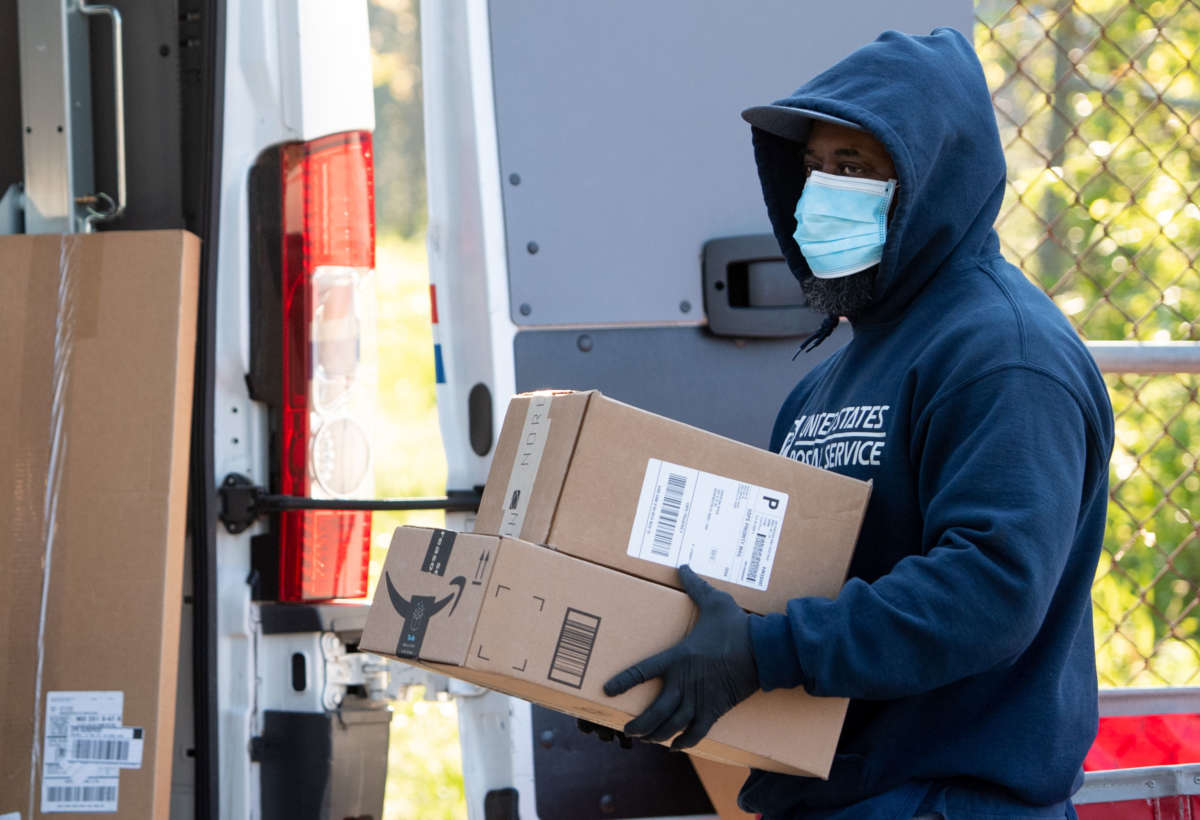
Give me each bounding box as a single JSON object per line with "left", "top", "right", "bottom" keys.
{"left": 603, "top": 565, "right": 759, "bottom": 750}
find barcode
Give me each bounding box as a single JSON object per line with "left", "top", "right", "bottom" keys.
{"left": 73, "top": 738, "right": 131, "bottom": 762}
{"left": 47, "top": 785, "right": 117, "bottom": 803}
{"left": 651, "top": 472, "right": 688, "bottom": 557}
{"left": 745, "top": 532, "right": 766, "bottom": 583}
{"left": 547, "top": 608, "right": 601, "bottom": 689}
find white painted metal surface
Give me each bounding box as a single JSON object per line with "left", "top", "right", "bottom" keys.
{"left": 421, "top": 0, "right": 526, "bottom": 814}
{"left": 208, "top": 1, "right": 375, "bottom": 816}
{"left": 1099, "top": 687, "right": 1200, "bottom": 717}
{"left": 421, "top": 0, "right": 518, "bottom": 498}
{"left": 1088, "top": 341, "right": 1200, "bottom": 374}
{"left": 1076, "top": 763, "right": 1200, "bottom": 805}
{"left": 278, "top": 0, "right": 375, "bottom": 139}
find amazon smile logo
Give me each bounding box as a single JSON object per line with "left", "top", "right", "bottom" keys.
{"left": 385, "top": 572, "right": 467, "bottom": 659}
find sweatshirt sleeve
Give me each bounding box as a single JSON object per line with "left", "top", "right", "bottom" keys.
{"left": 750, "top": 365, "right": 1097, "bottom": 699}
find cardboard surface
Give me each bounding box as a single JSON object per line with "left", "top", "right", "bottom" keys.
{"left": 363, "top": 527, "right": 849, "bottom": 777}
{"left": 0, "top": 231, "right": 200, "bottom": 819}
{"left": 359, "top": 529, "right": 497, "bottom": 665}
{"left": 477, "top": 390, "right": 871, "bottom": 614}
{"left": 691, "top": 757, "right": 756, "bottom": 820}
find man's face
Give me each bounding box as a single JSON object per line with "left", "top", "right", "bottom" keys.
{"left": 802, "top": 120, "right": 896, "bottom": 180}
{"left": 796, "top": 121, "right": 897, "bottom": 318}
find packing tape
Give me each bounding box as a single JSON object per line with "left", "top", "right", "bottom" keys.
{"left": 497, "top": 394, "right": 553, "bottom": 538}
{"left": 22, "top": 236, "right": 80, "bottom": 817}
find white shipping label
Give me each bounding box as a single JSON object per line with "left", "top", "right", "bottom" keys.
{"left": 627, "top": 459, "right": 789, "bottom": 590}
{"left": 67, "top": 725, "right": 144, "bottom": 769}
{"left": 42, "top": 692, "right": 123, "bottom": 813}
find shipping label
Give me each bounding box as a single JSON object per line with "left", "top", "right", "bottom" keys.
{"left": 66, "top": 725, "right": 144, "bottom": 769}
{"left": 627, "top": 459, "right": 789, "bottom": 591}
{"left": 42, "top": 692, "right": 124, "bottom": 813}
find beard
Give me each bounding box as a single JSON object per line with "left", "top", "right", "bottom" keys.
{"left": 800, "top": 265, "right": 878, "bottom": 318}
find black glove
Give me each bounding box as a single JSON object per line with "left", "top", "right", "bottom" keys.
{"left": 576, "top": 718, "right": 634, "bottom": 749}
{"left": 603, "top": 564, "right": 759, "bottom": 750}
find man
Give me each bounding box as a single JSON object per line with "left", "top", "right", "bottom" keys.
{"left": 602, "top": 26, "right": 1114, "bottom": 820}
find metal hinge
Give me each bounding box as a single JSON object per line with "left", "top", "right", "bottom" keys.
{"left": 217, "top": 472, "right": 483, "bottom": 534}
{"left": 321, "top": 634, "right": 452, "bottom": 708}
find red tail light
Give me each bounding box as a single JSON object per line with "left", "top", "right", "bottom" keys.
{"left": 279, "top": 131, "right": 376, "bottom": 601}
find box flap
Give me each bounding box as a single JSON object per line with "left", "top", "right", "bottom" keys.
{"left": 701, "top": 686, "right": 848, "bottom": 778}
{"left": 361, "top": 528, "right": 498, "bottom": 665}
{"left": 689, "top": 757, "right": 757, "bottom": 820}
{"left": 475, "top": 390, "right": 591, "bottom": 541}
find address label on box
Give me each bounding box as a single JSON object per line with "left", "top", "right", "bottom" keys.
{"left": 42, "top": 691, "right": 123, "bottom": 814}
{"left": 627, "top": 458, "right": 788, "bottom": 591}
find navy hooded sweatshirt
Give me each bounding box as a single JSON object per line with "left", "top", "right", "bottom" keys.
{"left": 740, "top": 28, "right": 1115, "bottom": 819}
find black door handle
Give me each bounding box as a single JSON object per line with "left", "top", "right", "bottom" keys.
{"left": 702, "top": 234, "right": 826, "bottom": 338}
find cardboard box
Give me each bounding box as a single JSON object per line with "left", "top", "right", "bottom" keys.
{"left": 691, "top": 758, "right": 756, "bottom": 820}
{"left": 362, "top": 526, "right": 849, "bottom": 777}
{"left": 0, "top": 231, "right": 200, "bottom": 819}
{"left": 476, "top": 390, "right": 871, "bottom": 614}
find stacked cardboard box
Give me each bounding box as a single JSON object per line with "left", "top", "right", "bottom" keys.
{"left": 363, "top": 526, "right": 851, "bottom": 776}
{"left": 475, "top": 390, "right": 871, "bottom": 614}
{"left": 362, "top": 390, "right": 872, "bottom": 777}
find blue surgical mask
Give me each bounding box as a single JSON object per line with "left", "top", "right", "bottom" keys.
{"left": 792, "top": 170, "right": 897, "bottom": 279}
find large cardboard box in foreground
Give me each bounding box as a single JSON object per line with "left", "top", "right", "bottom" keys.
{"left": 0, "top": 232, "right": 200, "bottom": 819}
{"left": 362, "top": 526, "right": 849, "bottom": 777}
{"left": 476, "top": 390, "right": 872, "bottom": 614}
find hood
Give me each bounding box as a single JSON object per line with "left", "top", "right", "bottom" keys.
{"left": 749, "top": 27, "right": 1006, "bottom": 324}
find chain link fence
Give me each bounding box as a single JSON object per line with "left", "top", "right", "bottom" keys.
{"left": 974, "top": 0, "right": 1199, "bottom": 687}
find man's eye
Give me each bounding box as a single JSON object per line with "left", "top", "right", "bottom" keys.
{"left": 839, "top": 164, "right": 865, "bottom": 176}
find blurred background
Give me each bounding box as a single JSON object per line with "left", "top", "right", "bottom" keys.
{"left": 365, "top": 3, "right": 464, "bottom": 817}
{"left": 367, "top": 1, "right": 1198, "bottom": 816}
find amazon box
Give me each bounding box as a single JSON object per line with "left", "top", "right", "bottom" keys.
{"left": 361, "top": 526, "right": 849, "bottom": 778}
{"left": 475, "top": 390, "right": 871, "bottom": 614}
{"left": 0, "top": 232, "right": 199, "bottom": 819}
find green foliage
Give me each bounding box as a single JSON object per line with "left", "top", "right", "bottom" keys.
{"left": 976, "top": 0, "right": 1200, "bottom": 341}
{"left": 383, "top": 689, "right": 467, "bottom": 820}
{"left": 370, "top": 0, "right": 427, "bottom": 239}
{"left": 372, "top": 235, "right": 466, "bottom": 819}
{"left": 369, "top": 233, "right": 449, "bottom": 596}
{"left": 975, "top": 0, "right": 1200, "bottom": 685}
